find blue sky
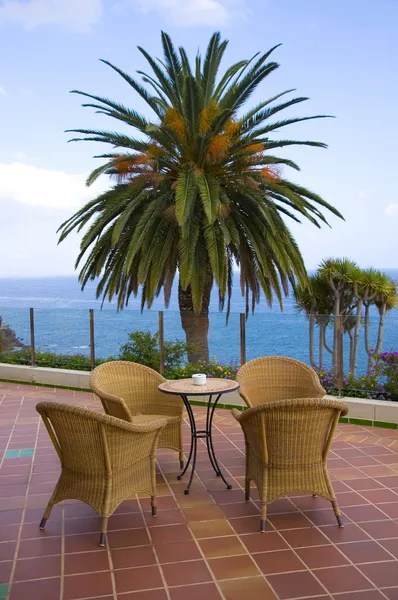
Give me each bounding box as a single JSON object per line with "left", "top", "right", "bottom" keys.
{"left": 0, "top": 0, "right": 397, "bottom": 277}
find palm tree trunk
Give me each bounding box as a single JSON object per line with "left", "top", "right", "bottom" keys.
{"left": 309, "top": 313, "right": 316, "bottom": 368}
{"left": 371, "top": 303, "right": 387, "bottom": 368}
{"left": 364, "top": 303, "right": 372, "bottom": 371}
{"left": 348, "top": 330, "right": 354, "bottom": 372}
{"left": 332, "top": 293, "right": 340, "bottom": 366}
{"left": 319, "top": 323, "right": 324, "bottom": 367}
{"left": 322, "top": 322, "right": 333, "bottom": 355}
{"left": 351, "top": 299, "right": 363, "bottom": 377}
{"left": 178, "top": 270, "right": 212, "bottom": 363}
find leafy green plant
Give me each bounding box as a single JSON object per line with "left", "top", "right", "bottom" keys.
{"left": 118, "top": 330, "right": 189, "bottom": 375}
{"left": 0, "top": 348, "right": 103, "bottom": 371}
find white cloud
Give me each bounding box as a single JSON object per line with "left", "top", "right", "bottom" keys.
{"left": 0, "top": 162, "right": 107, "bottom": 210}
{"left": 11, "top": 151, "right": 28, "bottom": 161}
{"left": 385, "top": 204, "right": 398, "bottom": 216}
{"left": 118, "top": 0, "right": 247, "bottom": 26}
{"left": 0, "top": 162, "right": 110, "bottom": 277}
{"left": 0, "top": 0, "right": 102, "bottom": 32}
{"left": 0, "top": 87, "right": 6, "bottom": 97}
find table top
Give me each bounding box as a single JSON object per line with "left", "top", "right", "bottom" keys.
{"left": 158, "top": 378, "right": 240, "bottom": 396}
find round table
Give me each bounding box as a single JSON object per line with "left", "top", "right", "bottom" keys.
{"left": 158, "top": 378, "right": 240, "bottom": 494}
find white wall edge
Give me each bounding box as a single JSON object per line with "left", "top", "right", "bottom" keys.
{"left": 0, "top": 362, "right": 91, "bottom": 389}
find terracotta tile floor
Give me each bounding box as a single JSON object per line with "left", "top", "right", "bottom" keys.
{"left": 2, "top": 383, "right": 398, "bottom": 599}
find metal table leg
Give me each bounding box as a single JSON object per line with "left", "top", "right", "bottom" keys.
{"left": 206, "top": 393, "right": 232, "bottom": 489}
{"left": 177, "top": 394, "right": 197, "bottom": 494}
{"left": 177, "top": 392, "right": 232, "bottom": 493}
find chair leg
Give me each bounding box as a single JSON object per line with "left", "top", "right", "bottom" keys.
{"left": 245, "top": 479, "right": 250, "bottom": 502}
{"left": 179, "top": 451, "right": 184, "bottom": 470}
{"left": 40, "top": 502, "right": 55, "bottom": 530}
{"left": 151, "top": 496, "right": 157, "bottom": 516}
{"left": 332, "top": 501, "right": 344, "bottom": 528}
{"left": 99, "top": 517, "right": 108, "bottom": 547}
{"left": 260, "top": 503, "right": 267, "bottom": 533}
{"left": 312, "top": 494, "right": 317, "bottom": 497}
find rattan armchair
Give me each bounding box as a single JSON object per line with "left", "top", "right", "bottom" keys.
{"left": 90, "top": 361, "right": 184, "bottom": 467}
{"left": 232, "top": 397, "right": 348, "bottom": 532}
{"left": 36, "top": 401, "right": 171, "bottom": 547}
{"left": 236, "top": 356, "right": 326, "bottom": 407}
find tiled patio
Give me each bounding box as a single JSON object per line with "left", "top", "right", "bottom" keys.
{"left": 2, "top": 384, "right": 398, "bottom": 600}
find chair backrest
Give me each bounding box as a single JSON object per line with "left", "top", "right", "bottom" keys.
{"left": 234, "top": 398, "right": 348, "bottom": 466}
{"left": 236, "top": 356, "right": 325, "bottom": 407}
{"left": 90, "top": 361, "right": 166, "bottom": 420}
{"left": 36, "top": 402, "right": 166, "bottom": 475}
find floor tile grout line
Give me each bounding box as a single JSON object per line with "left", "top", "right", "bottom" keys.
{"left": 12, "top": 557, "right": 398, "bottom": 584}
{"left": 239, "top": 497, "right": 335, "bottom": 599}
{"left": 104, "top": 524, "right": 118, "bottom": 600}
{"left": 3, "top": 389, "right": 398, "bottom": 598}
{"left": 60, "top": 499, "right": 65, "bottom": 600}
{"left": 327, "top": 463, "right": 398, "bottom": 567}
{"left": 0, "top": 396, "right": 23, "bottom": 472}
{"left": 0, "top": 391, "right": 25, "bottom": 597}
{"left": 5, "top": 396, "right": 41, "bottom": 600}
{"left": 136, "top": 476, "right": 172, "bottom": 600}
{"left": 170, "top": 415, "right": 329, "bottom": 599}
{"left": 212, "top": 420, "right": 395, "bottom": 598}
{"left": 155, "top": 455, "right": 229, "bottom": 600}
{"left": 268, "top": 466, "right": 393, "bottom": 599}
{"left": 7, "top": 534, "right": 398, "bottom": 564}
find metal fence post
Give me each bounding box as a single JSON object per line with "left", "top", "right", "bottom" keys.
{"left": 89, "top": 309, "right": 95, "bottom": 371}
{"left": 336, "top": 314, "right": 344, "bottom": 396}
{"left": 29, "top": 308, "right": 35, "bottom": 367}
{"left": 240, "top": 313, "right": 246, "bottom": 366}
{"left": 158, "top": 311, "right": 165, "bottom": 374}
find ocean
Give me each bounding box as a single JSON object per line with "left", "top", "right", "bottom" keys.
{"left": 0, "top": 271, "right": 397, "bottom": 373}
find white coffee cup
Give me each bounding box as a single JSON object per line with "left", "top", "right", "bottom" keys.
{"left": 192, "top": 374, "right": 206, "bottom": 386}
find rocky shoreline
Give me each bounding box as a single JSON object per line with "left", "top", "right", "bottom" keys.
{"left": 0, "top": 316, "right": 24, "bottom": 352}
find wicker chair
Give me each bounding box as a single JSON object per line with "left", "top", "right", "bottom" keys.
{"left": 90, "top": 361, "right": 184, "bottom": 467}
{"left": 36, "top": 401, "right": 171, "bottom": 547}
{"left": 232, "top": 397, "right": 348, "bottom": 532}
{"left": 236, "top": 356, "right": 325, "bottom": 407}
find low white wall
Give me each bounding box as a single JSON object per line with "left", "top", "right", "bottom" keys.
{"left": 0, "top": 363, "right": 90, "bottom": 390}
{"left": 1, "top": 363, "right": 397, "bottom": 425}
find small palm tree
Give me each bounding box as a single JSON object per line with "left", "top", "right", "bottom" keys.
{"left": 318, "top": 258, "right": 360, "bottom": 365}
{"left": 368, "top": 274, "right": 397, "bottom": 369}
{"left": 294, "top": 273, "right": 333, "bottom": 368}
{"left": 59, "top": 31, "right": 342, "bottom": 361}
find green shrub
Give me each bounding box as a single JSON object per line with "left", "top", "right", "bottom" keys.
{"left": 0, "top": 347, "right": 104, "bottom": 371}
{"left": 118, "top": 331, "right": 189, "bottom": 376}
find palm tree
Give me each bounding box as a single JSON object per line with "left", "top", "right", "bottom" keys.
{"left": 318, "top": 258, "right": 360, "bottom": 366}
{"left": 294, "top": 273, "right": 333, "bottom": 368}
{"left": 350, "top": 268, "right": 379, "bottom": 377}
{"left": 58, "top": 32, "right": 343, "bottom": 362}
{"left": 366, "top": 274, "right": 397, "bottom": 370}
